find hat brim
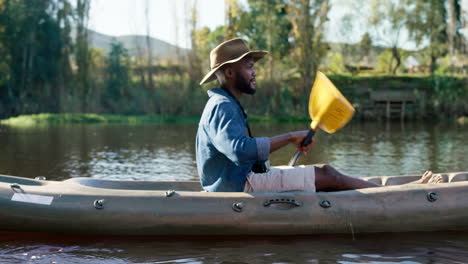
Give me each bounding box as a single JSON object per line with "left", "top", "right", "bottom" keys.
{"left": 199, "top": 50, "right": 268, "bottom": 85}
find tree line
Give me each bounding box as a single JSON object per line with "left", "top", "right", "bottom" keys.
{"left": 0, "top": 0, "right": 466, "bottom": 119}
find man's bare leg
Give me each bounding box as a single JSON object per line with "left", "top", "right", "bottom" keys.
{"left": 314, "top": 165, "right": 443, "bottom": 192}
{"left": 314, "top": 164, "right": 380, "bottom": 191}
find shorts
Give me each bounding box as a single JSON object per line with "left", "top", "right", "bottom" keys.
{"left": 244, "top": 165, "right": 316, "bottom": 192}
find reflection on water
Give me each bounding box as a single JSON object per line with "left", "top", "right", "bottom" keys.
{"left": 0, "top": 123, "right": 200, "bottom": 181}
{"left": 64, "top": 148, "right": 197, "bottom": 181}
{"left": 0, "top": 121, "right": 467, "bottom": 263}
{"left": 0, "top": 121, "right": 466, "bottom": 181}
{"left": 304, "top": 121, "right": 468, "bottom": 177}
{"left": 1, "top": 231, "right": 468, "bottom": 263}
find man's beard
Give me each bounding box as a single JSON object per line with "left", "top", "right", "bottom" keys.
{"left": 235, "top": 72, "right": 256, "bottom": 95}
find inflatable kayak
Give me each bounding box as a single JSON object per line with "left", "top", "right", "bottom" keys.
{"left": 1, "top": 172, "right": 467, "bottom": 236}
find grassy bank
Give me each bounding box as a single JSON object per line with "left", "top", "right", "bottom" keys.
{"left": 0, "top": 113, "right": 201, "bottom": 126}
{"left": 0, "top": 113, "right": 312, "bottom": 126}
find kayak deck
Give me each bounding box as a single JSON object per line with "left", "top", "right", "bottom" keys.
{"left": 3, "top": 171, "right": 466, "bottom": 192}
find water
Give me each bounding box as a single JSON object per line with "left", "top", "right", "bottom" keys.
{"left": 0, "top": 121, "right": 467, "bottom": 263}
{"left": 2, "top": 232, "right": 468, "bottom": 263}
{"left": 1, "top": 121, "right": 466, "bottom": 180}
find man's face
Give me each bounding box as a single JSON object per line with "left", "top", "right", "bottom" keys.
{"left": 234, "top": 57, "right": 257, "bottom": 95}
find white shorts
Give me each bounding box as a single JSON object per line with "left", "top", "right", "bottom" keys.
{"left": 244, "top": 165, "right": 316, "bottom": 192}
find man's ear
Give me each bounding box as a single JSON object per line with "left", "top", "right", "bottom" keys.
{"left": 224, "top": 67, "right": 234, "bottom": 79}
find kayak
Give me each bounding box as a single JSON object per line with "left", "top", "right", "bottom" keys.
{"left": 1, "top": 172, "right": 468, "bottom": 236}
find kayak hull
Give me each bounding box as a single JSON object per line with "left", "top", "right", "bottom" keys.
{"left": 1, "top": 172, "right": 468, "bottom": 235}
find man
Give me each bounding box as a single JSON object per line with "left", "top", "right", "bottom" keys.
{"left": 196, "top": 38, "right": 441, "bottom": 192}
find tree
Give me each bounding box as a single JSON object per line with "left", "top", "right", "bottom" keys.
{"left": 0, "top": 0, "right": 73, "bottom": 115}
{"left": 405, "top": 0, "right": 448, "bottom": 73}
{"left": 238, "top": 0, "right": 292, "bottom": 81}
{"left": 446, "top": 0, "right": 463, "bottom": 54}
{"left": 288, "top": 0, "right": 330, "bottom": 98}
{"left": 75, "top": 0, "right": 91, "bottom": 111}
{"left": 368, "top": 0, "right": 408, "bottom": 75}
{"left": 193, "top": 25, "right": 226, "bottom": 77}
{"left": 225, "top": 0, "right": 242, "bottom": 39}
{"left": 187, "top": 0, "right": 203, "bottom": 85}
{"left": 103, "top": 41, "right": 130, "bottom": 113}
{"left": 55, "top": 0, "right": 74, "bottom": 112}
{"left": 359, "top": 32, "right": 372, "bottom": 59}
{"left": 144, "top": 0, "right": 154, "bottom": 90}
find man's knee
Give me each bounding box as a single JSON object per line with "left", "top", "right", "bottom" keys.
{"left": 314, "top": 164, "right": 340, "bottom": 190}
{"left": 315, "top": 164, "right": 339, "bottom": 178}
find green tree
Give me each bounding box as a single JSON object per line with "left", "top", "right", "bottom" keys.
{"left": 368, "top": 0, "right": 408, "bottom": 75}
{"left": 74, "top": 0, "right": 91, "bottom": 111}
{"left": 238, "top": 0, "right": 292, "bottom": 81}
{"left": 55, "top": 0, "right": 74, "bottom": 112}
{"left": 288, "top": 0, "right": 330, "bottom": 99}
{"left": 193, "top": 25, "right": 226, "bottom": 84}
{"left": 188, "top": 0, "right": 203, "bottom": 86}
{"left": 103, "top": 41, "right": 130, "bottom": 113}
{"left": 326, "top": 52, "right": 346, "bottom": 74}
{"left": 359, "top": 32, "right": 372, "bottom": 59}
{"left": 225, "top": 0, "right": 242, "bottom": 39}
{"left": 0, "top": 0, "right": 73, "bottom": 115}
{"left": 405, "top": 0, "right": 448, "bottom": 73}
{"left": 446, "top": 0, "right": 464, "bottom": 54}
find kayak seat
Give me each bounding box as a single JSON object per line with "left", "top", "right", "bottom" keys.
{"left": 385, "top": 175, "right": 422, "bottom": 186}
{"left": 363, "top": 175, "right": 421, "bottom": 186}
{"left": 449, "top": 172, "right": 468, "bottom": 182}
{"left": 66, "top": 178, "right": 203, "bottom": 191}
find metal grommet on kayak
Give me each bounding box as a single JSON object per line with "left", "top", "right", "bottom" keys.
{"left": 427, "top": 192, "right": 438, "bottom": 202}
{"left": 319, "top": 200, "right": 332, "bottom": 208}
{"left": 93, "top": 199, "right": 105, "bottom": 209}
{"left": 232, "top": 202, "right": 244, "bottom": 212}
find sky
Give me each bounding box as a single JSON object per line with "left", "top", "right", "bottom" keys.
{"left": 88, "top": 0, "right": 225, "bottom": 49}
{"left": 87, "top": 0, "right": 468, "bottom": 50}
{"left": 88, "top": 0, "right": 358, "bottom": 49}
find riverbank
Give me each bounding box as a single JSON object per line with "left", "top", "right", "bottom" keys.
{"left": 1, "top": 113, "right": 464, "bottom": 127}
{"left": 0, "top": 113, "right": 311, "bottom": 126}
{"left": 2, "top": 75, "right": 466, "bottom": 121}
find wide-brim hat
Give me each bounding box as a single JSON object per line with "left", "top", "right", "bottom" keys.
{"left": 200, "top": 38, "right": 268, "bottom": 85}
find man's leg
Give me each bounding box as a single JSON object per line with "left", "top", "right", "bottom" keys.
{"left": 314, "top": 164, "right": 380, "bottom": 191}
{"left": 314, "top": 165, "right": 443, "bottom": 192}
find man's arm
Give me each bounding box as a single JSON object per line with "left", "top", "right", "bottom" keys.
{"left": 269, "top": 130, "right": 313, "bottom": 154}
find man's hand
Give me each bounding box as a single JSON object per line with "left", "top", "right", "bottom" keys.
{"left": 288, "top": 130, "right": 314, "bottom": 154}
{"left": 269, "top": 130, "right": 315, "bottom": 154}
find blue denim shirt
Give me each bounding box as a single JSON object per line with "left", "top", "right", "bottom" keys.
{"left": 196, "top": 88, "right": 270, "bottom": 192}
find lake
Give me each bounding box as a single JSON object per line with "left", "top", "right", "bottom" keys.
{"left": 0, "top": 121, "right": 467, "bottom": 263}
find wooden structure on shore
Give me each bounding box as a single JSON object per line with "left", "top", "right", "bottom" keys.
{"left": 370, "top": 90, "right": 416, "bottom": 120}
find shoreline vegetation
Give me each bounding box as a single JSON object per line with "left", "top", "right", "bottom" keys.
{"left": 0, "top": 113, "right": 465, "bottom": 127}
{"left": 0, "top": 113, "right": 311, "bottom": 126}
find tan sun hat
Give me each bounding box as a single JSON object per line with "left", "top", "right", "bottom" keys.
{"left": 199, "top": 38, "right": 268, "bottom": 85}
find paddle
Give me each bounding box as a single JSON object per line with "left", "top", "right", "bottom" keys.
{"left": 288, "top": 71, "right": 355, "bottom": 166}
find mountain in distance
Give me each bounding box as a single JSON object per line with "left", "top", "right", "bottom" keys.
{"left": 86, "top": 29, "right": 189, "bottom": 61}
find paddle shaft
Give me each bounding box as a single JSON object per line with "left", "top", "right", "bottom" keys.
{"left": 287, "top": 129, "right": 315, "bottom": 166}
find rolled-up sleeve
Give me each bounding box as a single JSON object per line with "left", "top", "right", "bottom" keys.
{"left": 255, "top": 137, "right": 270, "bottom": 162}
{"left": 208, "top": 102, "right": 266, "bottom": 166}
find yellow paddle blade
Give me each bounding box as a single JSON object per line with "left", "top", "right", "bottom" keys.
{"left": 308, "top": 71, "right": 355, "bottom": 133}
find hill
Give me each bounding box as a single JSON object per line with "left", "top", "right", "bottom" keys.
{"left": 85, "top": 29, "right": 189, "bottom": 60}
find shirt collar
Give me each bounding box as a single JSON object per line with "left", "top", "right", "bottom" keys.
{"left": 207, "top": 88, "right": 229, "bottom": 98}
